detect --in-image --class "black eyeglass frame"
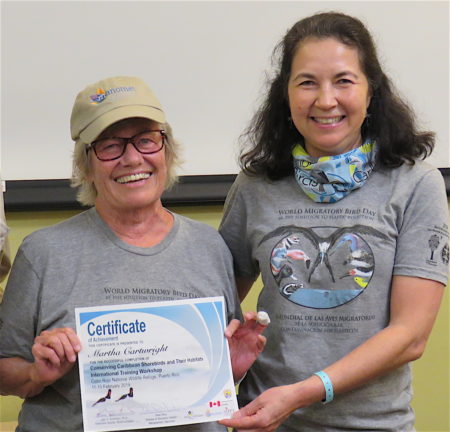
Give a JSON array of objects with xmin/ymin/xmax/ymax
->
[{"xmin": 87, "ymin": 129, "xmax": 166, "ymax": 161}]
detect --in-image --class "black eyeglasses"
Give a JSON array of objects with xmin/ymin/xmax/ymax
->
[{"xmin": 89, "ymin": 130, "xmax": 166, "ymax": 161}]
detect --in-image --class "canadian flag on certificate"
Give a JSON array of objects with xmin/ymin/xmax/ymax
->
[{"xmin": 209, "ymin": 401, "xmax": 221, "ymax": 407}]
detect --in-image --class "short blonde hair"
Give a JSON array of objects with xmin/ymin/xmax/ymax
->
[{"xmin": 71, "ymin": 120, "xmax": 182, "ymax": 207}]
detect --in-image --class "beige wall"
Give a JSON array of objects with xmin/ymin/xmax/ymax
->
[{"xmin": 1, "ymin": 205, "xmax": 449, "ymax": 431}]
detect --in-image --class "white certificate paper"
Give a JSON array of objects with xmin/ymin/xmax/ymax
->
[{"xmin": 75, "ymin": 297, "xmax": 238, "ymax": 431}]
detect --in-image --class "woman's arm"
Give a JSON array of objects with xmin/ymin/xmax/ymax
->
[
  {"xmin": 0, "ymin": 327, "xmax": 81, "ymax": 399},
  {"xmin": 0, "ymin": 357, "xmax": 46, "ymax": 398},
  {"xmin": 324, "ymin": 276, "xmax": 443, "ymax": 393},
  {"xmin": 219, "ymin": 275, "xmax": 445, "ymax": 431}
]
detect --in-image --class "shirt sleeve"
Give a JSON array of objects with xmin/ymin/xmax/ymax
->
[
  {"xmin": 0, "ymin": 186, "xmax": 11, "ymax": 284},
  {"xmin": 0, "ymin": 247, "xmax": 40, "ymax": 361},
  {"xmin": 219, "ymin": 174, "xmax": 260, "ymax": 280},
  {"xmin": 394, "ymin": 168, "xmax": 449, "ymax": 285}
]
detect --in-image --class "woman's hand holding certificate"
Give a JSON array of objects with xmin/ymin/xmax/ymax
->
[{"xmin": 225, "ymin": 311, "xmax": 268, "ymax": 383}]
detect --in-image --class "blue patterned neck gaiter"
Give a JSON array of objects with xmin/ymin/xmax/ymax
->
[{"xmin": 292, "ymin": 140, "xmax": 377, "ymax": 203}]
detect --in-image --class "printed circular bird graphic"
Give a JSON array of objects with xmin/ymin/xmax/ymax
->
[{"xmin": 263, "ymin": 225, "xmax": 387, "ymax": 309}]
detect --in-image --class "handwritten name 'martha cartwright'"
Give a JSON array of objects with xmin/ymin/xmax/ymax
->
[
  {"xmin": 88, "ymin": 319, "xmax": 147, "ymax": 336},
  {"xmin": 93, "ymin": 344, "xmax": 168, "ymax": 358}
]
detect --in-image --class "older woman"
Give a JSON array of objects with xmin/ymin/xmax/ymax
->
[
  {"xmin": 0, "ymin": 76, "xmax": 265, "ymax": 432},
  {"xmin": 219, "ymin": 12, "xmax": 448, "ymax": 432}
]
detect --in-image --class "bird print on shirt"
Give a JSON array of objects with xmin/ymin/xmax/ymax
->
[{"xmin": 259, "ymin": 224, "xmax": 388, "ymax": 308}]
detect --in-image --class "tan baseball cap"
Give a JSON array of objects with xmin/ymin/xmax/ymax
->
[{"xmin": 70, "ymin": 76, "xmax": 166, "ymax": 144}]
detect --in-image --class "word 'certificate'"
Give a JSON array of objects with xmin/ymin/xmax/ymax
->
[{"xmin": 75, "ymin": 297, "xmax": 238, "ymax": 431}]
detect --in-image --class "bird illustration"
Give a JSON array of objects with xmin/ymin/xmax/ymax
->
[
  {"xmin": 270, "ymin": 235, "xmax": 311, "ymax": 283},
  {"xmin": 340, "ymin": 267, "xmax": 373, "ymax": 279},
  {"xmin": 353, "ymin": 277, "xmax": 369, "ymax": 288},
  {"xmin": 116, "ymin": 387, "xmax": 133, "ymax": 402},
  {"xmin": 274, "ymin": 265, "xmax": 295, "ymax": 283},
  {"xmin": 92, "ymin": 389, "xmax": 111, "ymax": 406},
  {"xmin": 260, "ymin": 225, "xmax": 387, "ymax": 283},
  {"xmin": 343, "ymin": 257, "xmax": 373, "ymax": 269},
  {"xmin": 341, "ymin": 240, "xmax": 374, "ymax": 262},
  {"xmin": 343, "ymin": 249, "xmax": 374, "ymax": 271},
  {"xmin": 286, "ymin": 249, "xmax": 311, "ymax": 266}
]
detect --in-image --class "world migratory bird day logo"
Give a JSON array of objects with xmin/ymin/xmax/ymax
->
[{"xmin": 260, "ymin": 224, "xmax": 388, "ymax": 309}]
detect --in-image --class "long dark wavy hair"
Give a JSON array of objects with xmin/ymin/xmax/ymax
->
[{"xmin": 240, "ymin": 12, "xmax": 435, "ymax": 179}]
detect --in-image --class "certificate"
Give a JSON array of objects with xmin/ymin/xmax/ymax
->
[{"xmin": 75, "ymin": 297, "xmax": 238, "ymax": 431}]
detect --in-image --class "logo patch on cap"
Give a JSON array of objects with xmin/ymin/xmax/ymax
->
[
  {"xmin": 89, "ymin": 86, "xmax": 136, "ymax": 105},
  {"xmin": 90, "ymin": 88, "xmax": 107, "ymax": 104}
]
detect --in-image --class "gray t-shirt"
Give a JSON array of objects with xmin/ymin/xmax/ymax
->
[
  {"xmin": 219, "ymin": 162, "xmax": 449, "ymax": 432},
  {"xmin": 0, "ymin": 208, "xmax": 240, "ymax": 432}
]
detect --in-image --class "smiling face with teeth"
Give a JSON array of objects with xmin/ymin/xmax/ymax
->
[
  {"xmin": 88, "ymin": 118, "xmax": 167, "ymax": 216},
  {"xmin": 288, "ymin": 37, "xmax": 371, "ymax": 158}
]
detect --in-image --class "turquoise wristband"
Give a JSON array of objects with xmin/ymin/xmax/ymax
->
[{"xmin": 314, "ymin": 371, "xmax": 334, "ymax": 404}]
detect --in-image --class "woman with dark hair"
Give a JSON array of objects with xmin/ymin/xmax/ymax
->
[{"xmin": 219, "ymin": 12, "xmax": 448, "ymax": 431}]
